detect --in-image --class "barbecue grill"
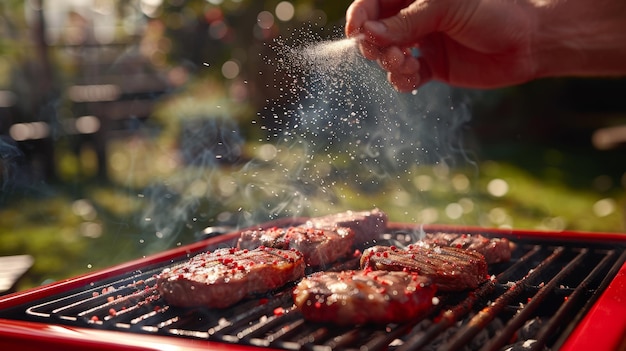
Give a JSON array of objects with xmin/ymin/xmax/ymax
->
[{"xmin": 0, "ymin": 220, "xmax": 624, "ymax": 351}]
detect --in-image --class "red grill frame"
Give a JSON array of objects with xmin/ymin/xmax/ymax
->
[{"xmin": 0, "ymin": 223, "xmax": 624, "ymax": 351}]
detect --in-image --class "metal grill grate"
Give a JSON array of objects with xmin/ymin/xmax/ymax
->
[{"xmin": 1, "ymin": 230, "xmax": 624, "ymax": 351}]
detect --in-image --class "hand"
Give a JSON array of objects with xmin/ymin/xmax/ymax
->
[{"xmin": 345, "ymin": 0, "xmax": 626, "ymax": 91}]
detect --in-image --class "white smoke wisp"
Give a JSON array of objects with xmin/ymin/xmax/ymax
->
[
  {"xmin": 0, "ymin": 137, "xmax": 23, "ymax": 194},
  {"xmin": 256, "ymin": 26, "xmax": 476, "ymax": 222},
  {"xmin": 137, "ymin": 25, "xmax": 477, "ymax": 245}
]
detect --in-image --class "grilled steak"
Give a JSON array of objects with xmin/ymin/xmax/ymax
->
[
  {"xmin": 360, "ymin": 245, "xmax": 488, "ymax": 291},
  {"xmin": 237, "ymin": 227, "xmax": 286, "ymax": 250},
  {"xmin": 293, "ymin": 270, "xmax": 436, "ymax": 325},
  {"xmin": 237, "ymin": 226, "xmax": 355, "ymax": 267},
  {"xmin": 422, "ymin": 232, "xmax": 513, "ymax": 263},
  {"xmin": 157, "ymin": 247, "xmax": 305, "ymax": 308},
  {"xmin": 305, "ymin": 208, "xmax": 388, "ymax": 245}
]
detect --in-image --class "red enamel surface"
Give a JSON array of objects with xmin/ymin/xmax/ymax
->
[{"xmin": 0, "ymin": 220, "xmax": 623, "ymax": 351}]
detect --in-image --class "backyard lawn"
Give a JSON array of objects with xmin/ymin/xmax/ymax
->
[{"xmin": 1, "ymin": 134, "xmax": 623, "ymax": 293}]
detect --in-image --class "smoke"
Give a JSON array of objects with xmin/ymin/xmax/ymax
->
[
  {"xmin": 138, "ymin": 26, "xmax": 476, "ymax": 246},
  {"xmin": 137, "ymin": 113, "xmax": 247, "ymax": 251},
  {"xmin": 0, "ymin": 136, "xmax": 23, "ymax": 195},
  {"xmin": 253, "ymin": 28, "xmax": 475, "ymax": 217}
]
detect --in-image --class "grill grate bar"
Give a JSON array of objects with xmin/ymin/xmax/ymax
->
[
  {"xmin": 78, "ymin": 285, "xmax": 159, "ymax": 321},
  {"xmin": 360, "ymin": 324, "xmax": 418, "ymax": 351},
  {"xmin": 320, "ymin": 329, "xmax": 362, "ymax": 350},
  {"xmin": 239, "ymin": 309, "xmax": 296, "ymax": 342},
  {"xmin": 439, "ymin": 247, "xmax": 565, "ymax": 351},
  {"xmin": 548, "ymin": 249, "xmax": 626, "ymax": 351},
  {"xmin": 396, "ymin": 245, "xmax": 542, "ymax": 351},
  {"xmin": 5, "ymin": 229, "xmax": 624, "ymax": 351},
  {"xmin": 479, "ymin": 248, "xmax": 590, "ymax": 351},
  {"xmin": 248, "ymin": 312, "xmax": 304, "ymax": 348},
  {"xmin": 211, "ymin": 293, "xmax": 294, "ymax": 338}
]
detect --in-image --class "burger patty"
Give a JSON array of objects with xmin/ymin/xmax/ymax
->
[
  {"xmin": 237, "ymin": 226, "xmax": 355, "ymax": 267},
  {"xmin": 156, "ymin": 247, "xmax": 305, "ymax": 308},
  {"xmin": 293, "ymin": 270, "xmax": 436, "ymax": 325},
  {"xmin": 360, "ymin": 245, "xmax": 489, "ymax": 291},
  {"xmin": 304, "ymin": 208, "xmax": 388, "ymax": 245},
  {"xmin": 422, "ymin": 232, "xmax": 513, "ymax": 264}
]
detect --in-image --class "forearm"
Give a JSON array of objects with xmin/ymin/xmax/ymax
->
[{"xmin": 531, "ymin": 0, "xmax": 626, "ymax": 78}]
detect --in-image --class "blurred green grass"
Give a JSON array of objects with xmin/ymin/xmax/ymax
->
[{"xmin": 1, "ymin": 134, "xmax": 623, "ymax": 293}]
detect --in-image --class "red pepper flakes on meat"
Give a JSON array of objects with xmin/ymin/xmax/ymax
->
[{"xmin": 293, "ymin": 270, "xmax": 435, "ymax": 325}]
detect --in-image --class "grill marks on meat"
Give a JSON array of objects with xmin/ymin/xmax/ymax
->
[
  {"xmin": 305, "ymin": 208, "xmax": 388, "ymax": 245},
  {"xmin": 237, "ymin": 226, "xmax": 355, "ymax": 267},
  {"xmin": 293, "ymin": 270, "xmax": 436, "ymax": 325},
  {"xmin": 156, "ymin": 247, "xmax": 305, "ymax": 308},
  {"xmin": 236, "ymin": 209, "xmax": 387, "ymax": 266},
  {"xmin": 360, "ymin": 245, "xmax": 488, "ymax": 291},
  {"xmin": 422, "ymin": 232, "xmax": 513, "ymax": 264}
]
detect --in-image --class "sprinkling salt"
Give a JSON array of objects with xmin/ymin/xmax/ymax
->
[{"xmin": 297, "ymin": 37, "xmax": 361, "ymax": 73}]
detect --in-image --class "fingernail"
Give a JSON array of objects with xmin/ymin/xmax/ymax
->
[{"xmin": 364, "ymin": 21, "xmax": 387, "ymax": 35}]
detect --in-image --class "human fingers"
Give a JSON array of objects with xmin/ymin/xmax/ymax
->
[
  {"xmin": 388, "ymin": 73, "xmax": 417, "ymax": 92},
  {"xmin": 358, "ymin": 40, "xmax": 382, "ymax": 61},
  {"xmin": 377, "ymin": 46, "xmax": 419, "ymax": 73},
  {"xmin": 345, "ymin": 0, "xmax": 374, "ymax": 37},
  {"xmin": 387, "ymin": 56, "xmax": 433, "ymax": 92},
  {"xmin": 377, "ymin": 46, "xmax": 405, "ymax": 71},
  {"xmin": 362, "ymin": 0, "xmax": 473, "ymax": 48},
  {"xmin": 345, "ymin": 0, "xmax": 414, "ymax": 37}
]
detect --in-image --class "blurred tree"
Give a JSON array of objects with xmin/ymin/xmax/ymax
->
[{"xmin": 151, "ymin": 0, "xmax": 348, "ymax": 113}]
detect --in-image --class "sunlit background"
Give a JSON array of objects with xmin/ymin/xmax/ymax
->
[{"xmin": 1, "ymin": 0, "xmax": 625, "ymax": 293}]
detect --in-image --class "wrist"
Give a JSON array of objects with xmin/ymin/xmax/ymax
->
[{"xmin": 531, "ymin": 0, "xmax": 626, "ymax": 79}]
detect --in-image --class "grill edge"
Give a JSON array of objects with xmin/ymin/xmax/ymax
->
[{"xmin": 0, "ymin": 222, "xmax": 625, "ymax": 351}]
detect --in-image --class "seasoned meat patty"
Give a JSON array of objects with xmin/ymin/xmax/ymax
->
[
  {"xmin": 237, "ymin": 226, "xmax": 355, "ymax": 267},
  {"xmin": 360, "ymin": 245, "xmax": 488, "ymax": 291},
  {"xmin": 422, "ymin": 232, "xmax": 513, "ymax": 264},
  {"xmin": 305, "ymin": 208, "xmax": 388, "ymax": 245},
  {"xmin": 157, "ymin": 247, "xmax": 305, "ymax": 308},
  {"xmin": 293, "ymin": 270, "xmax": 436, "ymax": 325}
]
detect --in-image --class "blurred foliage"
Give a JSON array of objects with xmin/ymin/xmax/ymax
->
[{"xmin": 0, "ymin": 0, "xmax": 624, "ymax": 295}]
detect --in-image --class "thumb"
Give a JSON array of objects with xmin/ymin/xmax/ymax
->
[{"xmin": 362, "ymin": 1, "xmax": 449, "ymax": 47}]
